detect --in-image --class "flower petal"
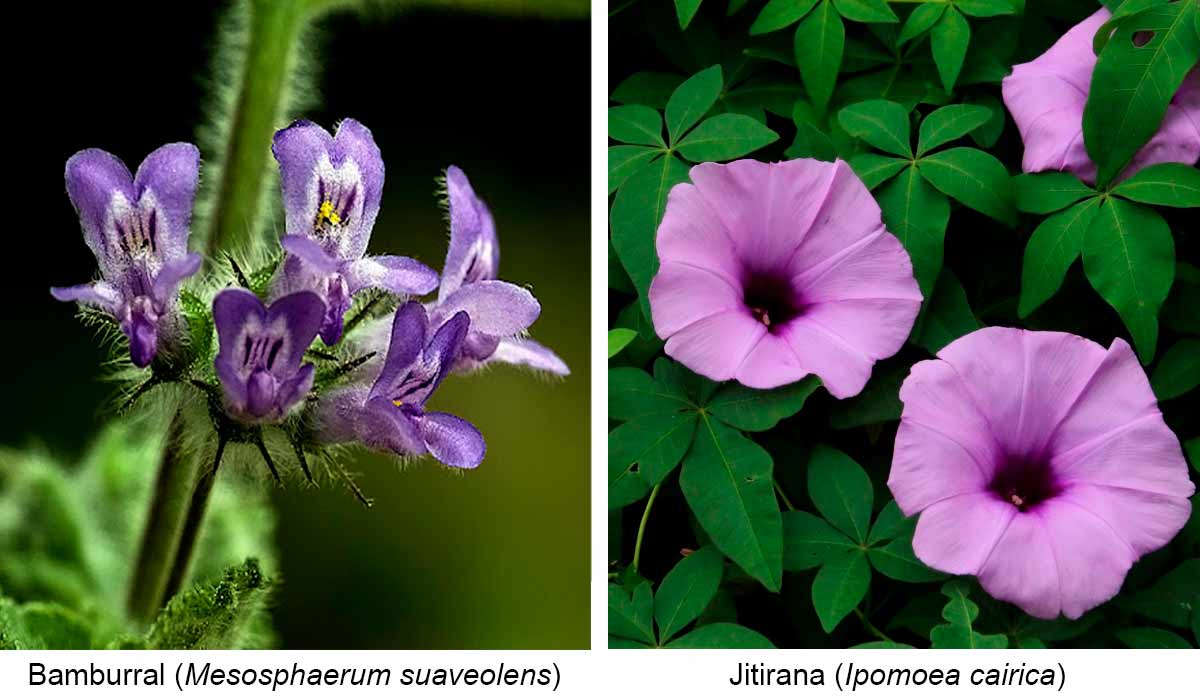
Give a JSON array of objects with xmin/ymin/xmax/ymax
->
[
  {"xmin": 213, "ymin": 287, "xmax": 268, "ymax": 358},
  {"xmin": 733, "ymin": 332, "xmax": 810, "ymax": 389},
  {"xmin": 791, "ymin": 227, "xmax": 922, "ymax": 305},
  {"xmin": 328, "ymin": 118, "xmax": 385, "ymax": 259},
  {"xmin": 132, "ymin": 142, "xmax": 200, "ymax": 259},
  {"xmin": 372, "ymin": 301, "xmax": 428, "ymax": 399},
  {"xmin": 264, "ymin": 290, "xmax": 326, "ymax": 373},
  {"xmin": 65, "ymin": 148, "xmax": 134, "ymax": 266},
  {"xmin": 649, "ymin": 261, "xmax": 742, "ymax": 338},
  {"xmin": 976, "ymin": 511, "xmax": 1061, "ymax": 619},
  {"xmin": 417, "ymin": 412, "xmax": 486, "ymax": 468},
  {"xmin": 275, "ymin": 362, "xmax": 316, "ymax": 413},
  {"xmin": 436, "ymin": 280, "xmax": 540, "ymax": 337},
  {"xmin": 776, "ymin": 317, "xmax": 873, "ymax": 398},
  {"xmin": 912, "ymin": 492, "xmax": 1015, "ymax": 576},
  {"xmin": 272, "ymin": 120, "xmax": 334, "ymax": 240},
  {"xmin": 782, "ymin": 160, "xmax": 887, "ymax": 279},
  {"xmin": 662, "ymin": 309, "xmax": 766, "ymax": 383},
  {"xmin": 50, "ymin": 281, "xmax": 122, "ymax": 311},
  {"xmin": 488, "ymin": 337, "xmax": 570, "ymax": 376},
  {"xmin": 281, "ymin": 234, "xmax": 339, "ymax": 275},
  {"xmin": 151, "ymin": 252, "xmax": 202, "ymax": 303},
  {"xmin": 1057, "ymin": 482, "xmax": 1193, "ymax": 558},
  {"xmin": 345, "ymin": 255, "xmax": 439, "ymax": 296},
  {"xmin": 655, "ymin": 179, "xmax": 741, "ymax": 286},
  {"xmin": 440, "ymin": 165, "xmax": 499, "ymax": 299},
  {"xmin": 1035, "ymin": 499, "xmax": 1136, "ymax": 619}
]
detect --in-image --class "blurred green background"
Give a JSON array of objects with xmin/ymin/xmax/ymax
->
[{"xmin": 6, "ymin": 1, "xmax": 589, "ymax": 648}]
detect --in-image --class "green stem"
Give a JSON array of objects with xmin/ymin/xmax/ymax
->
[
  {"xmin": 774, "ymin": 478, "xmax": 797, "ymax": 511},
  {"xmin": 631, "ymin": 482, "xmax": 662, "ymax": 573},
  {"xmin": 203, "ymin": 0, "xmax": 308, "ymax": 257},
  {"xmin": 855, "ymin": 607, "xmax": 895, "ymax": 643},
  {"xmin": 127, "ymin": 413, "xmax": 200, "ymax": 624},
  {"xmin": 161, "ymin": 437, "xmax": 227, "ymax": 604}
]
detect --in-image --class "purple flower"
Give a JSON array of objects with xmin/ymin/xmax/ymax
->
[
  {"xmin": 51, "ymin": 144, "xmax": 203, "ymax": 367},
  {"xmin": 316, "ymin": 301, "xmax": 486, "ymax": 469},
  {"xmin": 1002, "ymin": 9, "xmax": 1200, "ymax": 184},
  {"xmin": 889, "ymin": 327, "xmax": 1194, "ymax": 619},
  {"xmin": 426, "ymin": 166, "xmax": 569, "ymax": 375},
  {"xmin": 648, "ymin": 159, "xmax": 922, "ymax": 397},
  {"xmin": 213, "ymin": 288, "xmax": 325, "ymax": 423},
  {"xmin": 270, "ymin": 119, "xmax": 439, "ymax": 345}
]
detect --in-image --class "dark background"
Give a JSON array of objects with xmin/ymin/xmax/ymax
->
[{"xmin": 8, "ymin": 1, "xmax": 589, "ymax": 648}]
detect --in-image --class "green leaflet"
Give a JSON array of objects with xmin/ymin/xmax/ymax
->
[
  {"xmin": 665, "ymin": 622, "xmax": 775, "ymax": 648},
  {"xmin": 898, "ymin": 3, "xmax": 945, "ymax": 46},
  {"xmin": 1150, "ymin": 339, "xmax": 1200, "ymax": 401},
  {"xmin": 782, "ymin": 510, "xmax": 856, "ymax": 570},
  {"xmin": 751, "ymin": 0, "xmax": 819, "ymax": 35},
  {"xmin": 1019, "ymin": 197, "xmax": 1102, "ymax": 318},
  {"xmin": 930, "ymin": 580, "xmax": 1009, "ymax": 649},
  {"xmin": 608, "ymin": 328, "xmax": 638, "ymax": 358},
  {"xmin": 794, "ymin": 0, "xmax": 845, "ymax": 114},
  {"xmin": 680, "ymin": 417, "xmax": 783, "ymax": 592},
  {"xmin": 930, "ymin": 6, "xmax": 970, "ymax": 94},
  {"xmin": 838, "ymin": 99, "xmax": 912, "ymax": 157},
  {"xmin": 610, "ymin": 155, "xmax": 691, "ymax": 317},
  {"xmin": 675, "ymin": 0, "xmax": 704, "ymax": 30},
  {"xmin": 918, "ymin": 104, "xmax": 992, "ymax": 156},
  {"xmin": 665, "ymin": 65, "xmax": 724, "ymax": 144},
  {"xmin": 806, "ymin": 444, "xmax": 873, "ymax": 544},
  {"xmin": 1117, "ymin": 627, "xmax": 1193, "ymax": 649},
  {"xmin": 654, "ymin": 546, "xmax": 724, "ymax": 643},
  {"xmin": 848, "ymin": 153, "xmax": 909, "ymax": 189},
  {"xmin": 1083, "ymin": 1, "xmax": 1200, "ymax": 187},
  {"xmin": 918, "ymin": 147, "xmax": 1016, "ymax": 226},
  {"xmin": 1082, "ymin": 197, "xmax": 1175, "ymax": 363},
  {"xmin": 832, "ymin": 0, "xmax": 897, "ymax": 24},
  {"xmin": 811, "ymin": 549, "xmax": 871, "ymax": 633},
  {"xmin": 675, "ymin": 113, "xmax": 780, "ymax": 161},
  {"xmin": 1111, "ymin": 162, "xmax": 1200, "ymax": 208},
  {"xmin": 877, "ymin": 165, "xmax": 950, "ymax": 296},
  {"xmin": 608, "ymin": 582, "xmax": 655, "ymax": 646},
  {"xmin": 911, "ymin": 268, "xmax": 980, "ymax": 354},
  {"xmin": 706, "ymin": 376, "xmax": 821, "ymax": 431},
  {"xmin": 609, "ymin": 105, "xmax": 666, "ymax": 146},
  {"xmin": 1013, "ymin": 172, "xmax": 1096, "ymax": 214},
  {"xmin": 608, "ymin": 146, "xmax": 661, "ymax": 195}
]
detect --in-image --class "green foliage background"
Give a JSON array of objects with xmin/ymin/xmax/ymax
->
[{"xmin": 609, "ymin": 0, "xmax": 1199, "ymax": 649}]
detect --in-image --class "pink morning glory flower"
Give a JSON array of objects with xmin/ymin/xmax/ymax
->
[
  {"xmin": 1002, "ymin": 9, "xmax": 1200, "ymax": 184},
  {"xmin": 889, "ymin": 327, "xmax": 1195, "ymax": 620},
  {"xmin": 647, "ymin": 158, "xmax": 922, "ymax": 397}
]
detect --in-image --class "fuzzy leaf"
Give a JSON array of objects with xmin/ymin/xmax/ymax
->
[{"xmin": 146, "ymin": 559, "xmax": 272, "ymax": 650}]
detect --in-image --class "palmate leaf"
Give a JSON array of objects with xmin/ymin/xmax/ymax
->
[
  {"xmin": 610, "ymin": 155, "xmax": 690, "ymax": 317},
  {"xmin": 1083, "ymin": 1, "xmax": 1200, "ymax": 187},
  {"xmin": 876, "ymin": 165, "xmax": 950, "ymax": 296},
  {"xmin": 705, "ymin": 376, "xmax": 821, "ymax": 431},
  {"xmin": 750, "ymin": 0, "xmax": 819, "ymax": 35},
  {"xmin": 930, "ymin": 580, "xmax": 1008, "ymax": 649},
  {"xmin": 653, "ymin": 546, "xmax": 724, "ymax": 642},
  {"xmin": 1111, "ymin": 162, "xmax": 1200, "ymax": 207},
  {"xmin": 806, "ymin": 444, "xmax": 873, "ymax": 544},
  {"xmin": 911, "ymin": 268, "xmax": 980, "ymax": 353},
  {"xmin": 609, "ymin": 105, "xmax": 666, "ymax": 146},
  {"xmin": 1082, "ymin": 197, "xmax": 1175, "ymax": 363},
  {"xmin": 675, "ymin": 0, "xmax": 704, "ymax": 30},
  {"xmin": 1118, "ymin": 627, "xmax": 1193, "ymax": 649},
  {"xmin": 848, "ymin": 153, "xmax": 909, "ymax": 189},
  {"xmin": 811, "ymin": 549, "xmax": 871, "ymax": 633},
  {"xmin": 838, "ymin": 99, "xmax": 912, "ymax": 157},
  {"xmin": 607, "ymin": 412, "xmax": 697, "ymax": 507},
  {"xmin": 865, "ymin": 501, "xmax": 944, "ymax": 583},
  {"xmin": 675, "ymin": 113, "xmax": 780, "ymax": 161},
  {"xmin": 794, "ymin": 0, "xmax": 845, "ymax": 113},
  {"xmin": 680, "ymin": 416, "xmax": 783, "ymax": 592},
  {"xmin": 608, "ymin": 146, "xmax": 661, "ymax": 195},
  {"xmin": 1150, "ymin": 339, "xmax": 1200, "ymax": 401},
  {"xmin": 665, "ymin": 65, "xmax": 724, "ymax": 144},
  {"xmin": 917, "ymin": 104, "xmax": 992, "ymax": 155},
  {"xmin": 1012, "ymin": 172, "xmax": 1096, "ymax": 214},
  {"xmin": 930, "ymin": 6, "xmax": 970, "ymax": 93},
  {"xmin": 917, "ymin": 147, "xmax": 1016, "ymax": 226},
  {"xmin": 664, "ymin": 622, "xmax": 775, "ymax": 648},
  {"xmin": 782, "ymin": 510, "xmax": 856, "ymax": 570},
  {"xmin": 608, "ymin": 582, "xmax": 655, "ymax": 646},
  {"xmin": 832, "ymin": 0, "xmax": 897, "ymax": 24},
  {"xmin": 1019, "ymin": 197, "xmax": 1102, "ymax": 318}
]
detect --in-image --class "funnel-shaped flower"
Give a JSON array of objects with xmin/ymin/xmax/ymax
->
[
  {"xmin": 315, "ymin": 301, "xmax": 486, "ymax": 468},
  {"xmin": 51, "ymin": 144, "xmax": 203, "ymax": 367},
  {"xmin": 889, "ymin": 327, "xmax": 1194, "ymax": 619},
  {"xmin": 423, "ymin": 166, "xmax": 567, "ymax": 375},
  {"xmin": 271, "ymin": 118, "xmax": 438, "ymax": 345},
  {"xmin": 1002, "ymin": 9, "xmax": 1200, "ymax": 184},
  {"xmin": 213, "ymin": 288, "xmax": 324, "ymax": 423},
  {"xmin": 648, "ymin": 158, "xmax": 922, "ymax": 397}
]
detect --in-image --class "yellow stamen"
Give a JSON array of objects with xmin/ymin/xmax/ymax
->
[
  {"xmin": 392, "ymin": 399, "xmax": 403, "ymax": 408},
  {"xmin": 317, "ymin": 200, "xmax": 341, "ymax": 226}
]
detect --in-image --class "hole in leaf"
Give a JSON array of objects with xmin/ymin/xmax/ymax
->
[{"xmin": 1132, "ymin": 30, "xmax": 1154, "ymax": 47}]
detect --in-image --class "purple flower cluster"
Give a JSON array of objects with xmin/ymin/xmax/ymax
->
[{"xmin": 53, "ymin": 119, "xmax": 565, "ymax": 470}]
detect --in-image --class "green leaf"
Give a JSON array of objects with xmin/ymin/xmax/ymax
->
[
  {"xmin": 918, "ymin": 104, "xmax": 993, "ymax": 155},
  {"xmin": 608, "ymin": 412, "xmax": 697, "ymax": 507},
  {"xmin": 1118, "ymin": 627, "xmax": 1193, "ymax": 649},
  {"xmin": 675, "ymin": 113, "xmax": 780, "ymax": 161},
  {"xmin": 1013, "ymin": 172, "xmax": 1096, "ymax": 214},
  {"xmin": 811, "ymin": 550, "xmax": 871, "ymax": 633},
  {"xmin": 912, "ymin": 268, "xmax": 980, "ymax": 353},
  {"xmin": 609, "ymin": 105, "xmax": 666, "ymax": 147},
  {"xmin": 930, "ymin": 580, "xmax": 1009, "ymax": 649},
  {"xmin": 665, "ymin": 622, "xmax": 775, "ymax": 648},
  {"xmin": 1018, "ymin": 197, "xmax": 1102, "ymax": 318},
  {"xmin": 877, "ymin": 165, "xmax": 950, "ymax": 296},
  {"xmin": 838, "ymin": 99, "xmax": 912, "ymax": 157},
  {"xmin": 665, "ymin": 66, "xmax": 724, "ymax": 144},
  {"xmin": 828, "ymin": 365, "xmax": 904, "ymax": 429},
  {"xmin": 680, "ymin": 417, "xmax": 783, "ymax": 591},
  {"xmin": 1083, "ymin": 2, "xmax": 1200, "ymax": 186},
  {"xmin": 608, "ymin": 424, "xmax": 649, "ymax": 509},
  {"xmin": 608, "ymin": 582, "xmax": 656, "ymax": 645},
  {"xmin": 1151, "ymin": 339, "xmax": 1200, "ymax": 400},
  {"xmin": 675, "ymin": 0, "xmax": 704, "ymax": 29},
  {"xmin": 853, "ymin": 641, "xmax": 915, "ymax": 648},
  {"xmin": 751, "ymin": 0, "xmax": 819, "ymax": 34},
  {"xmin": 706, "ymin": 376, "xmax": 821, "ymax": 431},
  {"xmin": 869, "ymin": 535, "xmax": 946, "ymax": 583},
  {"xmin": 146, "ymin": 559, "xmax": 273, "ymax": 650},
  {"xmin": 930, "ymin": 7, "xmax": 970, "ymax": 93},
  {"xmin": 806, "ymin": 444, "xmax": 873, "ymax": 543},
  {"xmin": 1186, "ymin": 438, "xmax": 1200, "ymax": 474},
  {"xmin": 654, "ymin": 547, "xmax": 725, "ymax": 643},
  {"xmin": 1121, "ymin": 559, "xmax": 1200, "ymax": 627},
  {"xmin": 1111, "ymin": 162, "xmax": 1200, "ymax": 207},
  {"xmin": 848, "ymin": 153, "xmax": 909, "ymax": 189},
  {"xmin": 1093, "ymin": 0, "xmax": 1167, "ymax": 54},
  {"xmin": 1082, "ymin": 197, "xmax": 1175, "ymax": 363},
  {"xmin": 783, "ymin": 510, "xmax": 857, "ymax": 570},
  {"xmin": 610, "ymin": 155, "xmax": 691, "ymax": 314},
  {"xmin": 866, "ymin": 499, "xmax": 911, "ymax": 546},
  {"xmin": 611, "ymin": 71, "xmax": 684, "ymax": 109},
  {"xmin": 918, "ymin": 147, "xmax": 1016, "ymax": 225},
  {"xmin": 9, "ymin": 602, "xmax": 94, "ymax": 649},
  {"xmin": 608, "ymin": 328, "xmax": 638, "ymax": 358},
  {"xmin": 897, "ymin": 3, "xmax": 945, "ymax": 45},
  {"xmin": 966, "ymin": 93, "xmax": 1005, "ymax": 148},
  {"xmin": 609, "ymin": 366, "xmax": 691, "ymax": 420},
  {"xmin": 609, "ymin": 146, "xmax": 662, "ymax": 195},
  {"xmin": 832, "ymin": 0, "xmax": 897, "ymax": 24},
  {"xmin": 956, "ymin": 0, "xmax": 1018, "ymax": 18},
  {"xmin": 794, "ymin": 1, "xmax": 845, "ymax": 113},
  {"xmin": 1192, "ymin": 601, "xmax": 1199, "ymax": 644}
]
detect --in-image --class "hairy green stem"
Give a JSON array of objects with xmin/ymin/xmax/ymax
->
[
  {"xmin": 631, "ymin": 482, "xmax": 662, "ymax": 573},
  {"xmin": 161, "ymin": 438, "xmax": 227, "ymax": 605},
  {"xmin": 127, "ymin": 413, "xmax": 200, "ymax": 624},
  {"xmin": 203, "ymin": 0, "xmax": 309, "ymax": 256}
]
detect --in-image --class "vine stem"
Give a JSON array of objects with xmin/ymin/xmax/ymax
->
[
  {"xmin": 126, "ymin": 412, "xmax": 200, "ymax": 624},
  {"xmin": 161, "ymin": 437, "xmax": 228, "ymax": 604},
  {"xmin": 855, "ymin": 607, "xmax": 896, "ymax": 643},
  {"xmin": 631, "ymin": 482, "xmax": 662, "ymax": 573},
  {"xmin": 774, "ymin": 478, "xmax": 797, "ymax": 511}
]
